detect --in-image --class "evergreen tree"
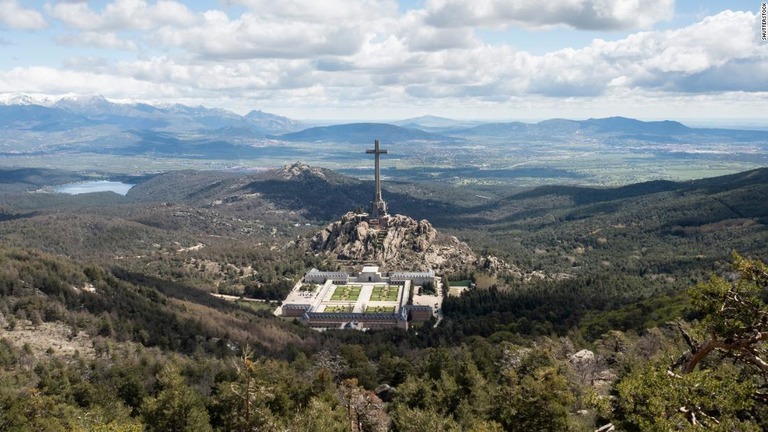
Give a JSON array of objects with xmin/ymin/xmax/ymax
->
[
  {"xmin": 141, "ymin": 364, "xmax": 212, "ymax": 432},
  {"xmin": 613, "ymin": 254, "xmax": 768, "ymax": 430}
]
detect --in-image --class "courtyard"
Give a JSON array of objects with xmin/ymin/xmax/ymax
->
[
  {"xmin": 330, "ymin": 285, "xmax": 362, "ymax": 301},
  {"xmin": 369, "ymin": 285, "xmax": 400, "ymax": 301},
  {"xmin": 365, "ymin": 305, "xmax": 396, "ymax": 313},
  {"xmin": 324, "ymin": 305, "xmax": 354, "ymax": 313},
  {"xmin": 278, "ymin": 265, "xmax": 441, "ymax": 330}
]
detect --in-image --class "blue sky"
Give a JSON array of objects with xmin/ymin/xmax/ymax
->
[{"xmin": 0, "ymin": 0, "xmax": 765, "ymax": 121}]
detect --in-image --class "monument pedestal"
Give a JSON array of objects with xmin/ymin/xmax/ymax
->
[
  {"xmin": 366, "ymin": 139, "xmax": 389, "ymax": 218},
  {"xmin": 370, "ymin": 198, "xmax": 388, "ymax": 219}
]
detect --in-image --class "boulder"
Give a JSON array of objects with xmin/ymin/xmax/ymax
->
[{"xmin": 570, "ymin": 349, "xmax": 595, "ymax": 364}]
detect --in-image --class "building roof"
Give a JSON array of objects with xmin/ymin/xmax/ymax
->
[
  {"xmin": 360, "ymin": 266, "xmax": 380, "ymax": 273},
  {"xmin": 391, "ymin": 270, "xmax": 435, "ymax": 277},
  {"xmin": 306, "ymin": 268, "xmax": 348, "ymax": 276}
]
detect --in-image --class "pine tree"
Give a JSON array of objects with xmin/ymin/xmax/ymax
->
[{"xmin": 140, "ymin": 364, "xmax": 212, "ymax": 432}]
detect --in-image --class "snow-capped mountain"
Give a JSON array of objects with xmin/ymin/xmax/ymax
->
[
  {"xmin": 0, "ymin": 93, "xmax": 305, "ymax": 135},
  {"xmin": 0, "ymin": 92, "xmax": 63, "ymax": 106}
]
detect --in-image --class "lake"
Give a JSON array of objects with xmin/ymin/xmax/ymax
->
[{"xmin": 55, "ymin": 180, "xmax": 134, "ymax": 196}]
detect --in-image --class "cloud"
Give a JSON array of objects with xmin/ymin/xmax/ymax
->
[
  {"xmin": 396, "ymin": 10, "xmax": 479, "ymax": 52},
  {"xmin": 670, "ymin": 59, "xmax": 768, "ymax": 93},
  {"xmin": 0, "ymin": 66, "xmax": 168, "ymax": 99},
  {"xmin": 0, "ymin": 0, "xmax": 47, "ymax": 30},
  {"xmin": 361, "ymin": 10, "xmax": 766, "ymax": 100},
  {"xmin": 424, "ymin": 0, "xmax": 675, "ymax": 30},
  {"xmin": 419, "ymin": 10, "xmax": 765, "ymax": 99},
  {"xmin": 154, "ymin": 11, "xmax": 365, "ymax": 60},
  {"xmin": 592, "ymin": 11, "xmax": 762, "ymax": 91},
  {"xmin": 222, "ymin": 0, "xmax": 399, "ymax": 23},
  {"xmin": 57, "ymin": 32, "xmax": 139, "ymax": 51},
  {"xmin": 47, "ymin": 0, "xmax": 196, "ymax": 31},
  {"xmin": 153, "ymin": 0, "xmax": 470, "ymax": 60},
  {"xmin": 526, "ymin": 49, "xmax": 610, "ymax": 97},
  {"xmin": 2, "ymin": 5, "xmax": 764, "ymax": 119}
]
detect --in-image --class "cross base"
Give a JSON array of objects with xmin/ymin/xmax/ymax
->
[{"xmin": 370, "ymin": 199, "xmax": 388, "ymax": 219}]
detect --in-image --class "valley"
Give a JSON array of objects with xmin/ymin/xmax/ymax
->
[
  {"xmin": 0, "ymin": 159, "xmax": 766, "ymax": 429},
  {"xmin": 2, "ymin": 1, "xmax": 766, "ymax": 428},
  {"xmin": 1, "ymin": 98, "xmax": 768, "ymax": 430},
  {"xmin": 1, "ymin": 96, "xmax": 766, "ymax": 187}
]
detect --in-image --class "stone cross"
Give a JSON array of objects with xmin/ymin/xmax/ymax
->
[{"xmin": 366, "ymin": 139, "xmax": 388, "ymax": 218}]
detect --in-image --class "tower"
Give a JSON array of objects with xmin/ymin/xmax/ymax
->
[{"xmin": 366, "ymin": 139, "xmax": 388, "ymax": 218}]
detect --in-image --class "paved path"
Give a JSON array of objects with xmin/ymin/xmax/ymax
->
[
  {"xmin": 212, "ymin": 294, "xmax": 267, "ymax": 302},
  {"xmin": 353, "ymin": 284, "xmax": 374, "ymax": 313}
]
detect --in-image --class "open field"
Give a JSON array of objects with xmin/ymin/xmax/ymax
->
[
  {"xmin": 2, "ymin": 126, "xmax": 764, "ymax": 187},
  {"xmin": 235, "ymin": 300, "xmax": 276, "ymax": 312},
  {"xmin": 369, "ymin": 285, "xmax": 400, "ymax": 301},
  {"xmin": 449, "ymin": 287, "xmax": 468, "ymax": 297}
]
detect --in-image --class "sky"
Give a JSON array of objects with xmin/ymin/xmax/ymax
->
[{"xmin": 0, "ymin": 0, "xmax": 766, "ymax": 121}]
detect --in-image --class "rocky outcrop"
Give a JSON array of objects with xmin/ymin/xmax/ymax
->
[
  {"xmin": 272, "ymin": 162, "xmax": 328, "ymax": 181},
  {"xmin": 305, "ymin": 211, "xmax": 512, "ymax": 274}
]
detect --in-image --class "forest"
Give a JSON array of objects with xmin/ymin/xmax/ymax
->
[{"xmin": 0, "ymin": 165, "xmax": 767, "ymax": 430}]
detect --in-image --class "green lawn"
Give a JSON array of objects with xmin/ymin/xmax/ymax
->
[
  {"xmin": 235, "ymin": 300, "xmax": 275, "ymax": 312},
  {"xmin": 330, "ymin": 285, "xmax": 362, "ymax": 301},
  {"xmin": 365, "ymin": 306, "xmax": 395, "ymax": 313},
  {"xmin": 324, "ymin": 305, "xmax": 353, "ymax": 313},
  {"xmin": 299, "ymin": 283, "xmax": 318, "ymax": 292},
  {"xmin": 369, "ymin": 286, "xmax": 400, "ymax": 302}
]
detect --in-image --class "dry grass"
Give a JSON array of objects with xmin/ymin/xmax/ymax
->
[{"xmin": 0, "ymin": 319, "xmax": 96, "ymax": 360}]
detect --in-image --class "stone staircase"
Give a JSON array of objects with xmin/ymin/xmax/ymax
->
[{"xmin": 372, "ymin": 229, "xmax": 388, "ymax": 250}]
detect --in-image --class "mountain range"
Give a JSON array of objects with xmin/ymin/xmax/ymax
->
[
  {"xmin": 447, "ymin": 116, "xmax": 768, "ymax": 143},
  {"xmin": 1, "ymin": 93, "xmax": 767, "ymax": 173},
  {"xmin": 0, "ymin": 93, "xmax": 304, "ymax": 136},
  {"xmin": 274, "ymin": 122, "xmax": 459, "ymax": 143},
  {"xmin": 3, "ymin": 93, "xmax": 767, "ymax": 143}
]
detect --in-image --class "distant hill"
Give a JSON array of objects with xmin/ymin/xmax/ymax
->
[
  {"xmin": 0, "ymin": 105, "xmax": 94, "ymax": 131},
  {"xmin": 447, "ymin": 121, "xmax": 532, "ymax": 137},
  {"xmin": 122, "ymin": 161, "xmax": 480, "ymax": 222},
  {"xmin": 391, "ymin": 115, "xmax": 484, "ymax": 133},
  {"xmin": 0, "ymin": 168, "xmax": 87, "ymax": 191},
  {"xmin": 393, "ymin": 115, "xmax": 458, "ymax": 127},
  {"xmin": 3, "ymin": 93, "xmax": 766, "ymax": 145},
  {"xmin": 274, "ymin": 122, "xmax": 459, "ymax": 143},
  {"xmin": 0, "ymin": 161, "xmax": 766, "ymax": 279},
  {"xmin": 245, "ymin": 109, "xmax": 304, "ymax": 135},
  {"xmin": 126, "ymin": 170, "xmax": 244, "ymax": 203},
  {"xmin": 0, "ymin": 94, "xmax": 765, "ymax": 176},
  {"xmin": 482, "ymin": 167, "xmax": 768, "ymax": 217},
  {"xmin": 581, "ymin": 117, "xmax": 691, "ymax": 134},
  {"xmin": 450, "ymin": 116, "xmax": 768, "ymax": 143},
  {"xmin": 455, "ymin": 116, "xmax": 694, "ymax": 136},
  {"xmin": 103, "ymin": 130, "xmax": 271, "ymax": 159}
]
